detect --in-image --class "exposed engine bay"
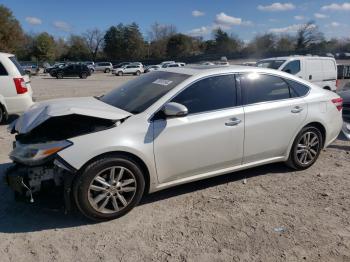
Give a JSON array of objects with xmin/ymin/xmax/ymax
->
[{"xmin": 5, "ymin": 96, "xmax": 130, "ymax": 208}]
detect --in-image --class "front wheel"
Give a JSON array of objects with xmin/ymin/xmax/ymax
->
[
  {"xmin": 105, "ymin": 68, "xmax": 111, "ymax": 73},
  {"xmin": 286, "ymin": 126, "xmax": 323, "ymax": 170},
  {"xmin": 73, "ymin": 156, "xmax": 145, "ymax": 221},
  {"xmin": 117, "ymin": 71, "xmax": 123, "ymax": 76}
]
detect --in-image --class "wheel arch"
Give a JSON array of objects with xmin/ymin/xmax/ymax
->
[
  {"xmin": 77, "ymin": 151, "xmax": 151, "ymax": 194},
  {"xmin": 286, "ymin": 121, "xmax": 327, "ymax": 159},
  {"xmin": 304, "ymin": 122, "xmax": 326, "ymax": 148}
]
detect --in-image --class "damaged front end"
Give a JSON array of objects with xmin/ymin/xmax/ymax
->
[{"xmin": 5, "ymin": 97, "xmax": 131, "ymax": 209}]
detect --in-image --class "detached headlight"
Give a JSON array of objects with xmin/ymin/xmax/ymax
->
[{"xmin": 9, "ymin": 140, "xmax": 73, "ymax": 165}]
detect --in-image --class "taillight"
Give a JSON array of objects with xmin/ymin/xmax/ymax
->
[
  {"xmin": 13, "ymin": 78, "xmax": 28, "ymax": 94},
  {"xmin": 332, "ymin": 97, "xmax": 343, "ymax": 111}
]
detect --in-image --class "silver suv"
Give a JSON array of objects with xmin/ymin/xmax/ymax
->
[{"xmin": 94, "ymin": 62, "xmax": 113, "ymax": 73}]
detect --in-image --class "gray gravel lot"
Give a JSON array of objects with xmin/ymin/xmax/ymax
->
[{"xmin": 0, "ymin": 73, "xmax": 350, "ymax": 262}]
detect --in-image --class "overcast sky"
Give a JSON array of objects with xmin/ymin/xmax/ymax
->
[{"xmin": 2, "ymin": 0, "xmax": 350, "ymax": 40}]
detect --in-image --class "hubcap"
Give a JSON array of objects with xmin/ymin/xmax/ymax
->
[
  {"xmin": 88, "ymin": 166, "xmax": 137, "ymax": 214},
  {"xmin": 296, "ymin": 131, "xmax": 320, "ymax": 165}
]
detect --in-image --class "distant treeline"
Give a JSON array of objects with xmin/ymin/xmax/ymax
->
[{"xmin": 1, "ymin": 4, "xmax": 349, "ymax": 65}]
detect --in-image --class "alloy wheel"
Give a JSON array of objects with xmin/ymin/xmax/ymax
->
[
  {"xmin": 88, "ymin": 166, "xmax": 137, "ymax": 214},
  {"xmin": 296, "ymin": 131, "xmax": 320, "ymax": 165}
]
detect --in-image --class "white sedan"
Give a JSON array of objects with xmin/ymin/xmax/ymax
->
[{"xmin": 6, "ymin": 66, "xmax": 343, "ymax": 221}]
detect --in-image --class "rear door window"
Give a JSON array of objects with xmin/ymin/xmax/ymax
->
[
  {"xmin": 9, "ymin": 56, "xmax": 25, "ymax": 76},
  {"xmin": 241, "ymin": 73, "xmax": 291, "ymax": 105},
  {"xmin": 0, "ymin": 62, "xmax": 8, "ymax": 76},
  {"xmin": 285, "ymin": 79, "xmax": 310, "ymax": 97}
]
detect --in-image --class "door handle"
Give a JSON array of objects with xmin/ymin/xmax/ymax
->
[
  {"xmin": 225, "ymin": 118, "xmax": 242, "ymax": 126},
  {"xmin": 291, "ymin": 106, "xmax": 303, "ymax": 113}
]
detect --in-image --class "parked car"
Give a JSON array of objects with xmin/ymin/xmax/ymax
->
[
  {"xmin": 113, "ymin": 62, "xmax": 130, "ymax": 69},
  {"xmin": 163, "ymin": 63, "xmax": 186, "ymax": 68},
  {"xmin": 50, "ymin": 64, "xmax": 91, "ymax": 79},
  {"xmin": 338, "ymin": 89, "xmax": 350, "ymax": 140},
  {"xmin": 144, "ymin": 65, "xmax": 161, "ymax": 73},
  {"xmin": 201, "ymin": 61, "xmax": 215, "ymax": 66},
  {"xmin": 20, "ymin": 62, "xmax": 40, "ymax": 76},
  {"xmin": 94, "ymin": 62, "xmax": 113, "ymax": 73},
  {"xmin": 45, "ymin": 63, "xmax": 66, "ymax": 74},
  {"xmin": 112, "ymin": 64, "xmax": 144, "ymax": 76},
  {"xmin": 160, "ymin": 61, "xmax": 176, "ymax": 68},
  {"xmin": 0, "ymin": 52, "xmax": 34, "ymax": 123},
  {"xmin": 257, "ymin": 56, "xmax": 338, "ymax": 91},
  {"xmin": 6, "ymin": 66, "xmax": 343, "ymax": 220}
]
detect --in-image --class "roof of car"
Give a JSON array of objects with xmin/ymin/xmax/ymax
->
[
  {"xmin": 259, "ymin": 55, "xmax": 336, "ymax": 61},
  {"xmin": 0, "ymin": 52, "xmax": 14, "ymax": 58},
  {"xmin": 158, "ymin": 64, "xmax": 267, "ymax": 76},
  {"xmin": 157, "ymin": 64, "xmax": 315, "ymax": 86}
]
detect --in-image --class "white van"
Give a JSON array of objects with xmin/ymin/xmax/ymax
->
[
  {"xmin": 257, "ymin": 56, "xmax": 338, "ymax": 91},
  {"xmin": 0, "ymin": 52, "xmax": 34, "ymax": 123}
]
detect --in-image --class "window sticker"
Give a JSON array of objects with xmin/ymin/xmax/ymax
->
[{"xmin": 153, "ymin": 79, "xmax": 173, "ymax": 86}]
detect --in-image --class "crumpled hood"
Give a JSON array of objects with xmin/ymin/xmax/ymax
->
[{"xmin": 13, "ymin": 97, "xmax": 132, "ymax": 134}]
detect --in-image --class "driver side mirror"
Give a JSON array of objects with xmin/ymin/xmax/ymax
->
[
  {"xmin": 283, "ymin": 69, "xmax": 291, "ymax": 74},
  {"xmin": 162, "ymin": 102, "xmax": 188, "ymax": 117}
]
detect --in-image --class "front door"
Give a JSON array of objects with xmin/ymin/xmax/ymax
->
[{"xmin": 153, "ymin": 74, "xmax": 245, "ymax": 183}]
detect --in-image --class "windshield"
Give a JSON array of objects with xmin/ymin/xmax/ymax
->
[
  {"xmin": 100, "ymin": 71, "xmax": 190, "ymax": 114},
  {"xmin": 256, "ymin": 60, "xmax": 286, "ymax": 69}
]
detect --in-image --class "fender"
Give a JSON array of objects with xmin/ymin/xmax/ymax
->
[
  {"xmin": 0, "ymin": 94, "xmax": 8, "ymax": 118},
  {"xmin": 0, "ymin": 94, "xmax": 8, "ymax": 111}
]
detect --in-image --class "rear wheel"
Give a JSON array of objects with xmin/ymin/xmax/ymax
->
[
  {"xmin": 105, "ymin": 68, "xmax": 111, "ymax": 73},
  {"xmin": 80, "ymin": 72, "xmax": 88, "ymax": 79},
  {"xmin": 56, "ymin": 72, "xmax": 63, "ymax": 79},
  {"xmin": 135, "ymin": 70, "xmax": 141, "ymax": 76},
  {"xmin": 73, "ymin": 156, "xmax": 145, "ymax": 221},
  {"xmin": 286, "ymin": 126, "xmax": 323, "ymax": 170}
]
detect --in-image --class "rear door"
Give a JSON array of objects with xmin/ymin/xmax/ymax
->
[
  {"xmin": 322, "ymin": 59, "xmax": 337, "ymax": 91},
  {"xmin": 0, "ymin": 60, "xmax": 13, "ymax": 99},
  {"xmin": 305, "ymin": 59, "xmax": 323, "ymax": 86},
  {"xmin": 240, "ymin": 73, "xmax": 308, "ymax": 163},
  {"xmin": 153, "ymin": 74, "xmax": 245, "ymax": 183}
]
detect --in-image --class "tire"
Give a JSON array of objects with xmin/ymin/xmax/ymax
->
[
  {"xmin": 117, "ymin": 71, "xmax": 123, "ymax": 76},
  {"xmin": 135, "ymin": 70, "xmax": 141, "ymax": 76},
  {"xmin": 286, "ymin": 126, "xmax": 323, "ymax": 170},
  {"xmin": 80, "ymin": 72, "xmax": 88, "ymax": 79},
  {"xmin": 73, "ymin": 156, "xmax": 145, "ymax": 221},
  {"xmin": 56, "ymin": 72, "xmax": 63, "ymax": 79},
  {"xmin": 0, "ymin": 105, "xmax": 4, "ymax": 124},
  {"xmin": 105, "ymin": 68, "xmax": 111, "ymax": 73}
]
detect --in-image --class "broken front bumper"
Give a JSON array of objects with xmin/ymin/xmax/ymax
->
[
  {"xmin": 4, "ymin": 158, "xmax": 77, "ymax": 208},
  {"xmin": 4, "ymin": 164, "xmax": 28, "ymax": 194}
]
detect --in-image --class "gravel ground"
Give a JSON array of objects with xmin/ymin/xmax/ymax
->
[{"xmin": 0, "ymin": 73, "xmax": 350, "ymax": 262}]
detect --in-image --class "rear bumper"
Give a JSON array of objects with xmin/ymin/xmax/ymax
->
[{"xmin": 5, "ymin": 94, "xmax": 34, "ymax": 114}]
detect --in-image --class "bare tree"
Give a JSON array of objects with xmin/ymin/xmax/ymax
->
[
  {"xmin": 148, "ymin": 22, "xmax": 177, "ymax": 42},
  {"xmin": 83, "ymin": 28, "xmax": 104, "ymax": 61},
  {"xmin": 296, "ymin": 21, "xmax": 324, "ymax": 51}
]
